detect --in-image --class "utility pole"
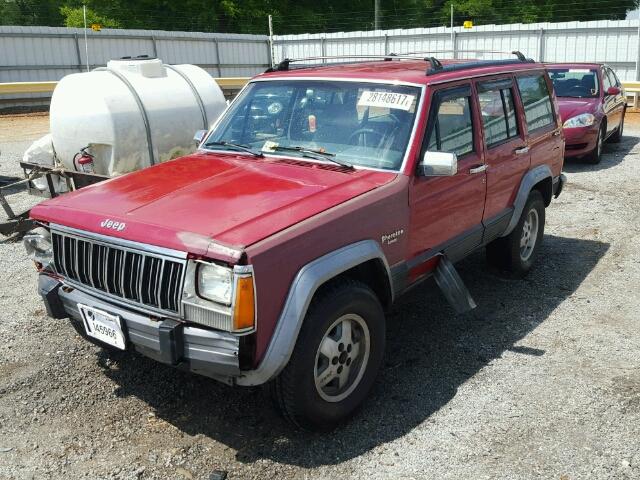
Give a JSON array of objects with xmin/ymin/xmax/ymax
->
[
  {"xmin": 450, "ymin": 3, "xmax": 454, "ymax": 48},
  {"xmin": 374, "ymin": 0, "xmax": 381, "ymax": 30},
  {"xmin": 83, "ymin": 5, "xmax": 89, "ymax": 72},
  {"xmin": 268, "ymin": 14, "xmax": 275, "ymax": 68}
]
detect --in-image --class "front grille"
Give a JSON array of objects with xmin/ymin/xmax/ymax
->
[{"xmin": 51, "ymin": 230, "xmax": 185, "ymax": 314}]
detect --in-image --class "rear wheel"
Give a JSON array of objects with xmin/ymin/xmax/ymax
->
[
  {"xmin": 271, "ymin": 280, "xmax": 385, "ymax": 431},
  {"xmin": 585, "ymin": 123, "xmax": 605, "ymax": 164},
  {"xmin": 486, "ymin": 190, "xmax": 545, "ymax": 278}
]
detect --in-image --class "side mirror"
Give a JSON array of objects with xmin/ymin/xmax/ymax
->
[
  {"xmin": 193, "ymin": 130, "xmax": 207, "ymax": 146},
  {"xmin": 606, "ymin": 86, "xmax": 621, "ymax": 96},
  {"xmin": 418, "ymin": 151, "xmax": 458, "ymax": 176}
]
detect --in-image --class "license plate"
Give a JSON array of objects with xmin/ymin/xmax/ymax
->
[{"xmin": 78, "ymin": 304, "xmax": 126, "ymax": 350}]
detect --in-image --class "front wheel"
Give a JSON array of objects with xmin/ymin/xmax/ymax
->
[
  {"xmin": 586, "ymin": 123, "xmax": 605, "ymax": 164},
  {"xmin": 271, "ymin": 280, "xmax": 385, "ymax": 431},
  {"xmin": 486, "ymin": 190, "xmax": 545, "ymax": 278}
]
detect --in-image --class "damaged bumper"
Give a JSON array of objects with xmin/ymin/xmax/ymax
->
[{"xmin": 38, "ymin": 274, "xmax": 240, "ymax": 383}]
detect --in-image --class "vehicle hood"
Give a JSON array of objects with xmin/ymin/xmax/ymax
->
[
  {"xmin": 556, "ymin": 97, "xmax": 600, "ymax": 123},
  {"xmin": 31, "ymin": 152, "xmax": 396, "ymax": 260}
]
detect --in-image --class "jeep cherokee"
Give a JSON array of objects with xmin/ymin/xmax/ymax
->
[{"xmin": 25, "ymin": 52, "xmax": 566, "ymax": 430}]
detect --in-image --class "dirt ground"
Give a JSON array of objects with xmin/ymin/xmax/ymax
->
[{"xmin": 0, "ymin": 114, "xmax": 639, "ymax": 479}]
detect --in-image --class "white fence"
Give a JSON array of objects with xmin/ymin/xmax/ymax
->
[
  {"xmin": 3, "ymin": 19, "xmax": 640, "ymax": 109},
  {"xmin": 0, "ymin": 25, "xmax": 270, "ymax": 108},
  {"xmin": 273, "ymin": 19, "xmax": 640, "ymax": 82}
]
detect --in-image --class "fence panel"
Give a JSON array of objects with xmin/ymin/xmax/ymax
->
[{"xmin": 0, "ymin": 26, "xmax": 270, "ymax": 109}]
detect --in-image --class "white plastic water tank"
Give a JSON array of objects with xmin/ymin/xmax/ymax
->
[{"xmin": 50, "ymin": 57, "xmax": 227, "ymax": 176}]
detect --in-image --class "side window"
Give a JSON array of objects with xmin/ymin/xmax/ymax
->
[
  {"xmin": 478, "ymin": 82, "xmax": 519, "ymax": 147},
  {"xmin": 516, "ymin": 75, "xmax": 555, "ymax": 133},
  {"xmin": 602, "ymin": 69, "xmax": 613, "ymax": 91},
  {"xmin": 606, "ymin": 68, "xmax": 620, "ymax": 87},
  {"xmin": 426, "ymin": 90, "xmax": 474, "ymax": 157}
]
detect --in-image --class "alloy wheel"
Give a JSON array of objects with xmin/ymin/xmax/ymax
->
[
  {"xmin": 314, "ymin": 314, "xmax": 371, "ymax": 403},
  {"xmin": 520, "ymin": 208, "xmax": 539, "ymax": 262}
]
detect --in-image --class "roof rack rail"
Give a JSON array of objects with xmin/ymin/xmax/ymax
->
[
  {"xmin": 264, "ymin": 50, "xmax": 534, "ymax": 75},
  {"xmin": 392, "ymin": 50, "xmax": 529, "ymax": 61},
  {"xmin": 265, "ymin": 54, "xmax": 430, "ymax": 72}
]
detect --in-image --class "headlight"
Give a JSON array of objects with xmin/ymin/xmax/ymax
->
[
  {"xmin": 197, "ymin": 262, "xmax": 233, "ymax": 305},
  {"xmin": 563, "ymin": 113, "xmax": 595, "ymax": 128},
  {"xmin": 23, "ymin": 227, "xmax": 53, "ymax": 268}
]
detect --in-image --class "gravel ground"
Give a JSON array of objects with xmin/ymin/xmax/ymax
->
[{"xmin": 1, "ymin": 114, "xmax": 639, "ymax": 480}]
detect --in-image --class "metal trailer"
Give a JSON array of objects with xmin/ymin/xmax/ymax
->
[{"xmin": 0, "ymin": 163, "xmax": 106, "ymax": 236}]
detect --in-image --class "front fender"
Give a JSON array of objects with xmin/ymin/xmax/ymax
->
[{"xmin": 236, "ymin": 239, "xmax": 391, "ymax": 386}]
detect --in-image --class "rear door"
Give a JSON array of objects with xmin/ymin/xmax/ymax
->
[
  {"xmin": 602, "ymin": 66, "xmax": 620, "ymax": 135},
  {"xmin": 408, "ymin": 83, "xmax": 487, "ymax": 269},
  {"xmin": 475, "ymin": 77, "xmax": 529, "ymax": 235},
  {"xmin": 603, "ymin": 66, "xmax": 625, "ymax": 133},
  {"xmin": 515, "ymin": 72, "xmax": 563, "ymax": 178}
]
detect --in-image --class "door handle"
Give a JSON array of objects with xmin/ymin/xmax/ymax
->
[
  {"xmin": 514, "ymin": 146, "xmax": 530, "ymax": 155},
  {"xmin": 469, "ymin": 164, "xmax": 488, "ymax": 174},
  {"xmin": 553, "ymin": 130, "xmax": 561, "ymax": 136}
]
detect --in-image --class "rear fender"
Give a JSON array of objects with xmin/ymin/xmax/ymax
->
[{"xmin": 502, "ymin": 165, "xmax": 552, "ymax": 237}]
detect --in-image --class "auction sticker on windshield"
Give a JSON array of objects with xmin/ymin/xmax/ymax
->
[
  {"xmin": 78, "ymin": 304, "xmax": 126, "ymax": 350},
  {"xmin": 358, "ymin": 91, "xmax": 416, "ymax": 111}
]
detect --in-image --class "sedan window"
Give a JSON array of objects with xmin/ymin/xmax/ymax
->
[{"xmin": 549, "ymin": 68, "xmax": 599, "ymax": 98}]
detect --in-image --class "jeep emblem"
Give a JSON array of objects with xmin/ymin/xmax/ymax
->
[{"xmin": 100, "ymin": 219, "xmax": 126, "ymax": 232}]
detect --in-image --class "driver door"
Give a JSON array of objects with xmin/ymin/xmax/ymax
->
[{"xmin": 408, "ymin": 84, "xmax": 487, "ymax": 276}]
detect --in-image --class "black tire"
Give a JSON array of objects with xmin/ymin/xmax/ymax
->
[
  {"xmin": 271, "ymin": 279, "xmax": 385, "ymax": 431},
  {"xmin": 486, "ymin": 190, "xmax": 545, "ymax": 278},
  {"xmin": 585, "ymin": 123, "xmax": 605, "ymax": 164},
  {"xmin": 609, "ymin": 110, "xmax": 625, "ymax": 143}
]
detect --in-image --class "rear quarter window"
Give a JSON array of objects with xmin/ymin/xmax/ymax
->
[{"xmin": 516, "ymin": 75, "xmax": 555, "ymax": 133}]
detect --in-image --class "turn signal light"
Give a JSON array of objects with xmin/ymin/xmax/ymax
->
[{"xmin": 233, "ymin": 275, "xmax": 255, "ymax": 332}]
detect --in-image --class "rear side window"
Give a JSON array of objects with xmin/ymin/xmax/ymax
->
[
  {"xmin": 478, "ymin": 81, "xmax": 519, "ymax": 147},
  {"xmin": 516, "ymin": 75, "xmax": 555, "ymax": 133},
  {"xmin": 427, "ymin": 91, "xmax": 474, "ymax": 157},
  {"xmin": 609, "ymin": 68, "xmax": 621, "ymax": 87},
  {"xmin": 603, "ymin": 69, "xmax": 613, "ymax": 90}
]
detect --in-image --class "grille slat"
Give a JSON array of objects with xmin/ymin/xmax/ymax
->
[{"xmin": 51, "ymin": 231, "xmax": 184, "ymax": 315}]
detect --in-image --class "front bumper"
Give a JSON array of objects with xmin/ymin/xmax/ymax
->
[
  {"xmin": 38, "ymin": 274, "xmax": 240, "ymax": 383},
  {"xmin": 563, "ymin": 124, "xmax": 599, "ymax": 158}
]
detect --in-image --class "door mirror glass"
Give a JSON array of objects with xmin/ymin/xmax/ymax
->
[
  {"xmin": 418, "ymin": 151, "xmax": 457, "ymax": 176},
  {"xmin": 606, "ymin": 86, "xmax": 621, "ymax": 96},
  {"xmin": 193, "ymin": 130, "xmax": 207, "ymax": 145}
]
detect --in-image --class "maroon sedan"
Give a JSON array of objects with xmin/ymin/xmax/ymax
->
[{"xmin": 547, "ymin": 63, "xmax": 626, "ymax": 164}]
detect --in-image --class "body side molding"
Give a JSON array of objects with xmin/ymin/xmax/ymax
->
[
  {"xmin": 501, "ymin": 164, "xmax": 553, "ymax": 237},
  {"xmin": 236, "ymin": 240, "xmax": 392, "ymax": 386}
]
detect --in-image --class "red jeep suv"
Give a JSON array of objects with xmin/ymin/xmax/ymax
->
[{"xmin": 25, "ymin": 52, "xmax": 566, "ymax": 430}]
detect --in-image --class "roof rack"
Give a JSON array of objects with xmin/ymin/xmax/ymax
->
[
  {"xmin": 266, "ymin": 54, "xmax": 430, "ymax": 72},
  {"xmin": 265, "ymin": 50, "xmax": 534, "ymax": 76}
]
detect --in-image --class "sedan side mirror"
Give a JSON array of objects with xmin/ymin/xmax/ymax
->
[
  {"xmin": 606, "ymin": 86, "xmax": 621, "ymax": 96},
  {"xmin": 193, "ymin": 130, "xmax": 207, "ymax": 146},
  {"xmin": 418, "ymin": 151, "xmax": 458, "ymax": 176}
]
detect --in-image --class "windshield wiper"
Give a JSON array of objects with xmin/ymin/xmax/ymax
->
[
  {"xmin": 269, "ymin": 145, "xmax": 353, "ymax": 169},
  {"xmin": 206, "ymin": 141, "xmax": 263, "ymax": 157}
]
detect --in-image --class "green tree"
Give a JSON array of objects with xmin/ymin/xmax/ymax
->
[
  {"xmin": 59, "ymin": 5, "xmax": 120, "ymax": 28},
  {"xmin": 1, "ymin": 0, "xmax": 638, "ymax": 33}
]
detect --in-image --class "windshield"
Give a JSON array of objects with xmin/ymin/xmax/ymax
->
[
  {"xmin": 204, "ymin": 80, "xmax": 421, "ymax": 171},
  {"xmin": 549, "ymin": 68, "xmax": 599, "ymax": 98}
]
